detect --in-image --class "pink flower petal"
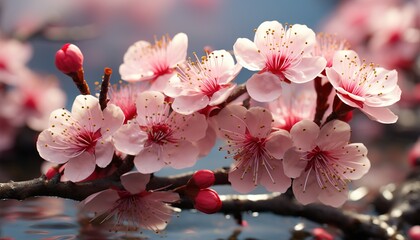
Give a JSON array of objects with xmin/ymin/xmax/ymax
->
[
  {"xmin": 360, "ymin": 105, "xmax": 398, "ymax": 124},
  {"xmin": 81, "ymin": 189, "xmax": 120, "ymax": 213},
  {"xmin": 209, "ymin": 84, "xmax": 236, "ymax": 106},
  {"xmin": 121, "ymin": 172, "xmax": 150, "ymax": 194},
  {"xmin": 335, "ymin": 89, "xmax": 366, "ymax": 108},
  {"xmin": 285, "ymin": 24, "xmax": 316, "ymax": 54},
  {"xmin": 317, "ymin": 120, "xmax": 351, "ymax": 151},
  {"xmin": 290, "ymin": 120, "xmax": 319, "ymax": 152},
  {"xmin": 195, "ymin": 124, "xmax": 217, "ymax": 157},
  {"xmin": 113, "ymin": 122, "xmax": 147, "ymax": 155},
  {"xmin": 292, "ymin": 169, "xmax": 321, "ymax": 205},
  {"xmin": 166, "ymin": 33, "xmax": 188, "ymax": 67},
  {"xmin": 244, "ymin": 107, "xmax": 273, "ymax": 137},
  {"xmin": 233, "ymin": 38, "xmax": 265, "ymax": 71},
  {"xmin": 228, "ymin": 166, "xmax": 258, "ymax": 193},
  {"xmin": 365, "ymin": 85, "xmax": 401, "ymax": 107},
  {"xmin": 136, "ymin": 91, "xmax": 169, "ymax": 126},
  {"xmin": 94, "ymin": 141, "xmax": 115, "ymax": 168},
  {"xmin": 254, "ymin": 21, "xmax": 285, "ymax": 50},
  {"xmin": 71, "ymin": 95, "xmax": 103, "ymax": 133},
  {"xmin": 283, "ymin": 56, "xmax": 326, "ymax": 83},
  {"xmin": 170, "ymin": 112, "xmax": 207, "ymax": 142},
  {"xmin": 337, "ymin": 143, "xmax": 370, "ymax": 180},
  {"xmin": 265, "ymin": 130, "xmax": 293, "ymax": 159},
  {"xmin": 246, "ymin": 72, "xmax": 282, "ymax": 102},
  {"xmin": 119, "ymin": 41, "xmax": 153, "ymax": 81},
  {"xmin": 171, "ymin": 94, "xmax": 209, "ymax": 114},
  {"xmin": 135, "ymin": 146, "xmax": 166, "ymax": 173},
  {"xmin": 325, "ymin": 67, "xmax": 341, "ymax": 90},
  {"xmin": 206, "ymin": 50, "xmax": 235, "ymax": 75},
  {"xmin": 101, "ymin": 103, "xmax": 124, "ymax": 138},
  {"xmin": 259, "ymin": 160, "xmax": 291, "ymax": 193},
  {"xmin": 163, "ymin": 141, "xmax": 199, "ymax": 169},
  {"xmin": 36, "ymin": 130, "xmax": 71, "ymax": 164},
  {"xmin": 149, "ymin": 73, "xmax": 174, "ymax": 92},
  {"xmin": 64, "ymin": 152, "xmax": 96, "ymax": 182},
  {"xmin": 164, "ymin": 75, "xmax": 184, "ymax": 97},
  {"xmin": 214, "ymin": 105, "xmax": 247, "ymax": 137},
  {"xmin": 283, "ymin": 149, "xmax": 308, "ymax": 178},
  {"xmin": 144, "ymin": 191, "xmax": 180, "ymax": 203},
  {"xmin": 219, "ymin": 63, "xmax": 242, "ymax": 85},
  {"xmin": 332, "ymin": 50, "xmax": 360, "ymax": 74},
  {"xmin": 318, "ymin": 187, "xmax": 348, "ymax": 207}
]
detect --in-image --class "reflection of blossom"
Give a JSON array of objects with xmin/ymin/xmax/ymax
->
[
  {"xmin": 119, "ymin": 33, "xmax": 188, "ymax": 92},
  {"xmin": 283, "ymin": 120, "xmax": 370, "ymax": 207},
  {"xmin": 234, "ymin": 20, "xmax": 326, "ymax": 102},
  {"xmin": 81, "ymin": 172, "xmax": 179, "ymax": 232},
  {"xmin": 216, "ymin": 105, "xmax": 292, "ymax": 193},
  {"xmin": 165, "ymin": 50, "xmax": 241, "ymax": 114},
  {"xmin": 113, "ymin": 91, "xmax": 207, "ymax": 173},
  {"xmin": 326, "ymin": 50, "xmax": 401, "ymax": 124},
  {"xmin": 2, "ymin": 72, "xmax": 66, "ymax": 131},
  {"xmin": 36, "ymin": 95, "xmax": 124, "ymax": 182}
]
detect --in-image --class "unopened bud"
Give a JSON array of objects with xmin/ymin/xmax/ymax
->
[
  {"xmin": 408, "ymin": 139, "xmax": 420, "ymax": 167},
  {"xmin": 55, "ymin": 43, "xmax": 84, "ymax": 74},
  {"xmin": 312, "ymin": 227, "xmax": 333, "ymax": 240},
  {"xmin": 409, "ymin": 226, "xmax": 420, "ymax": 240},
  {"xmin": 194, "ymin": 188, "xmax": 222, "ymax": 214},
  {"xmin": 191, "ymin": 170, "xmax": 215, "ymax": 189},
  {"xmin": 45, "ymin": 167, "xmax": 59, "ymax": 180}
]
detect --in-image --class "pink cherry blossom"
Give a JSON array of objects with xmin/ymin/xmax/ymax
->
[
  {"xmin": 325, "ymin": 50, "xmax": 401, "ymax": 124},
  {"xmin": 2, "ymin": 72, "xmax": 66, "ymax": 131},
  {"xmin": 55, "ymin": 43, "xmax": 84, "ymax": 74},
  {"xmin": 283, "ymin": 120, "xmax": 370, "ymax": 207},
  {"xmin": 267, "ymin": 82, "xmax": 317, "ymax": 131},
  {"xmin": 119, "ymin": 33, "xmax": 188, "ymax": 92},
  {"xmin": 108, "ymin": 83, "xmax": 147, "ymax": 124},
  {"xmin": 233, "ymin": 20, "xmax": 326, "ymax": 102},
  {"xmin": 81, "ymin": 172, "xmax": 179, "ymax": 232},
  {"xmin": 164, "ymin": 50, "xmax": 241, "ymax": 114},
  {"xmin": 0, "ymin": 39, "xmax": 32, "ymax": 85},
  {"xmin": 215, "ymin": 105, "xmax": 293, "ymax": 193},
  {"xmin": 313, "ymin": 33, "xmax": 350, "ymax": 68},
  {"xmin": 112, "ymin": 91, "xmax": 207, "ymax": 173},
  {"xmin": 36, "ymin": 95, "xmax": 124, "ymax": 182}
]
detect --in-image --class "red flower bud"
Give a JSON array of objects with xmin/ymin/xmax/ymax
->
[
  {"xmin": 312, "ymin": 227, "xmax": 333, "ymax": 240},
  {"xmin": 45, "ymin": 167, "xmax": 59, "ymax": 180},
  {"xmin": 191, "ymin": 170, "xmax": 215, "ymax": 189},
  {"xmin": 194, "ymin": 188, "xmax": 222, "ymax": 214},
  {"xmin": 55, "ymin": 43, "xmax": 84, "ymax": 74},
  {"xmin": 409, "ymin": 226, "xmax": 420, "ymax": 240},
  {"xmin": 408, "ymin": 140, "xmax": 420, "ymax": 167}
]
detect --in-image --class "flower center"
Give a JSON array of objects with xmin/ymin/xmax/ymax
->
[
  {"xmin": 146, "ymin": 123, "xmax": 175, "ymax": 145},
  {"xmin": 200, "ymin": 78, "xmax": 222, "ymax": 97},
  {"xmin": 76, "ymin": 129, "xmax": 102, "ymax": 154}
]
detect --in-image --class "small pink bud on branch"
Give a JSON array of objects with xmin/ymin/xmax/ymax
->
[
  {"xmin": 55, "ymin": 43, "xmax": 90, "ymax": 95},
  {"xmin": 190, "ymin": 170, "xmax": 215, "ymax": 189},
  {"xmin": 194, "ymin": 188, "xmax": 222, "ymax": 214}
]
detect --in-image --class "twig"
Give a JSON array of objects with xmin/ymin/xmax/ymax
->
[{"xmin": 99, "ymin": 67, "xmax": 112, "ymax": 110}]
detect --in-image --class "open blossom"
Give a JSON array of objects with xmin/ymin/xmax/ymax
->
[
  {"xmin": 233, "ymin": 20, "xmax": 326, "ymax": 102},
  {"xmin": 313, "ymin": 33, "xmax": 350, "ymax": 68},
  {"xmin": 325, "ymin": 50, "xmax": 401, "ymax": 124},
  {"xmin": 113, "ymin": 91, "xmax": 207, "ymax": 173},
  {"xmin": 164, "ymin": 50, "xmax": 241, "ymax": 114},
  {"xmin": 266, "ymin": 82, "xmax": 316, "ymax": 131},
  {"xmin": 119, "ymin": 33, "xmax": 188, "ymax": 92},
  {"xmin": 108, "ymin": 83, "xmax": 147, "ymax": 123},
  {"xmin": 36, "ymin": 95, "xmax": 124, "ymax": 182},
  {"xmin": 283, "ymin": 120, "xmax": 370, "ymax": 207},
  {"xmin": 215, "ymin": 105, "xmax": 292, "ymax": 193},
  {"xmin": 81, "ymin": 172, "xmax": 179, "ymax": 232}
]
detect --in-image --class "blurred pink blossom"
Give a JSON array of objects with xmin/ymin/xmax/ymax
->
[{"xmin": 0, "ymin": 39, "xmax": 32, "ymax": 85}]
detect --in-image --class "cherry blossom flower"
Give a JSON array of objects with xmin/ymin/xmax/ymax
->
[
  {"xmin": 164, "ymin": 50, "xmax": 241, "ymax": 114},
  {"xmin": 108, "ymin": 83, "xmax": 147, "ymax": 124},
  {"xmin": 215, "ymin": 105, "xmax": 293, "ymax": 193},
  {"xmin": 36, "ymin": 95, "xmax": 124, "ymax": 182},
  {"xmin": 233, "ymin": 20, "xmax": 326, "ymax": 102},
  {"xmin": 325, "ymin": 50, "xmax": 401, "ymax": 124},
  {"xmin": 2, "ymin": 72, "xmax": 66, "ymax": 131},
  {"xmin": 55, "ymin": 43, "xmax": 84, "ymax": 74},
  {"xmin": 313, "ymin": 33, "xmax": 350, "ymax": 68},
  {"xmin": 119, "ymin": 33, "xmax": 188, "ymax": 92},
  {"xmin": 0, "ymin": 39, "xmax": 32, "ymax": 85},
  {"xmin": 112, "ymin": 91, "xmax": 207, "ymax": 173},
  {"xmin": 81, "ymin": 172, "xmax": 179, "ymax": 232},
  {"xmin": 283, "ymin": 120, "xmax": 370, "ymax": 207},
  {"xmin": 266, "ymin": 82, "xmax": 317, "ymax": 131}
]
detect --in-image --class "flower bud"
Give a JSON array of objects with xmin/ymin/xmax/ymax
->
[
  {"xmin": 194, "ymin": 188, "xmax": 222, "ymax": 214},
  {"xmin": 408, "ymin": 139, "xmax": 420, "ymax": 167},
  {"xmin": 45, "ymin": 167, "xmax": 59, "ymax": 180},
  {"xmin": 55, "ymin": 43, "xmax": 84, "ymax": 74},
  {"xmin": 312, "ymin": 227, "xmax": 333, "ymax": 240},
  {"xmin": 191, "ymin": 170, "xmax": 215, "ymax": 189},
  {"xmin": 409, "ymin": 226, "xmax": 420, "ymax": 240}
]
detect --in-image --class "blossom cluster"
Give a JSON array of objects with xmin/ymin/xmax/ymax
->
[{"xmin": 35, "ymin": 20, "xmax": 402, "ymax": 233}]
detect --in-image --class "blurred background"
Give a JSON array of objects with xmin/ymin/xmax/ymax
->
[{"xmin": 0, "ymin": 0, "xmax": 419, "ymax": 239}]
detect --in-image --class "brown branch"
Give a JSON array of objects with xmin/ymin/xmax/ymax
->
[
  {"xmin": 68, "ymin": 68, "xmax": 90, "ymax": 95},
  {"xmin": 99, "ymin": 67, "xmax": 112, "ymax": 111}
]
